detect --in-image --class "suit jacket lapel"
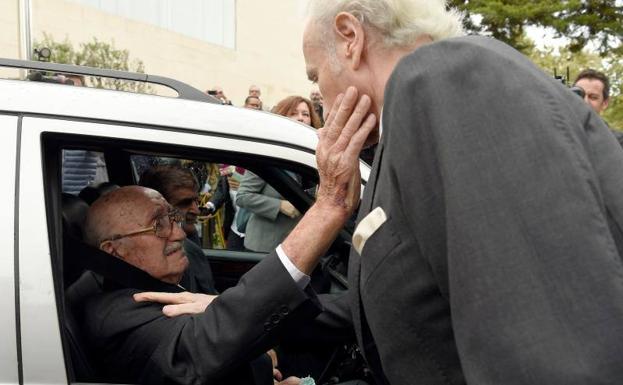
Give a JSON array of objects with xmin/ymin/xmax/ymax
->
[{"xmin": 349, "ymin": 137, "xmax": 385, "ymax": 358}]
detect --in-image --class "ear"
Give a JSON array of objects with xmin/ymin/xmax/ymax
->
[
  {"xmin": 603, "ymin": 97, "xmax": 610, "ymax": 111},
  {"xmin": 333, "ymin": 12, "xmax": 366, "ymax": 70},
  {"xmin": 100, "ymin": 241, "xmax": 121, "ymax": 259}
]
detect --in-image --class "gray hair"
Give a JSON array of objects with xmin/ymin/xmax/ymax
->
[{"xmin": 307, "ymin": 0, "xmax": 464, "ymax": 48}]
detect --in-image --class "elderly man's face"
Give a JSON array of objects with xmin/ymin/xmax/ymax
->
[
  {"xmin": 249, "ymin": 86, "xmax": 261, "ymax": 97},
  {"xmin": 303, "ymin": 32, "xmax": 345, "ymax": 116},
  {"xmin": 107, "ymin": 191, "xmax": 189, "ymax": 284},
  {"xmin": 303, "ymin": 21, "xmax": 379, "ymax": 146}
]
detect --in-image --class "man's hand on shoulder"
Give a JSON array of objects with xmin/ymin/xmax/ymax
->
[{"xmin": 133, "ymin": 291, "xmax": 217, "ymax": 317}]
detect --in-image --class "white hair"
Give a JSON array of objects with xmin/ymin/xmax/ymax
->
[{"xmin": 307, "ymin": 0, "xmax": 464, "ymax": 48}]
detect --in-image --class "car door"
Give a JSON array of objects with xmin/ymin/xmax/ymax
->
[{"xmin": 28, "ymin": 113, "xmax": 368, "ymax": 383}]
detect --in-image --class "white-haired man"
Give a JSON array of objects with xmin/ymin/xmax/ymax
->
[
  {"xmin": 288, "ymin": 0, "xmax": 623, "ymax": 384},
  {"xmin": 145, "ymin": 1, "xmax": 623, "ymax": 384}
]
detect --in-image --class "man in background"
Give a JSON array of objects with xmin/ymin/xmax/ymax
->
[
  {"xmin": 249, "ymin": 84, "xmax": 265, "ymax": 110},
  {"xmin": 573, "ymin": 69, "xmax": 611, "ymax": 115},
  {"xmin": 207, "ymin": 86, "xmax": 232, "ymax": 105},
  {"xmin": 139, "ymin": 165, "xmax": 218, "ymax": 294},
  {"xmin": 310, "ymin": 88, "xmax": 324, "ymax": 125},
  {"xmin": 573, "ymin": 69, "xmax": 621, "ymax": 142},
  {"xmin": 244, "ymin": 95, "xmax": 262, "ymax": 110}
]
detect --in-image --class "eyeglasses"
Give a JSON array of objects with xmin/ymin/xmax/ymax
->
[{"xmin": 99, "ymin": 208, "xmax": 184, "ymax": 247}]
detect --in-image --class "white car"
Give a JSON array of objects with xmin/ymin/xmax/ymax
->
[{"xmin": 0, "ymin": 58, "xmax": 370, "ymax": 384}]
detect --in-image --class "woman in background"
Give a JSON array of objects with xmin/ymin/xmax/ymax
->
[
  {"xmin": 271, "ymin": 95, "xmax": 322, "ymax": 129},
  {"xmin": 236, "ymin": 95, "xmax": 320, "ymax": 252}
]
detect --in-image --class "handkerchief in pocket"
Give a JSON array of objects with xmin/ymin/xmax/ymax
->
[{"xmin": 353, "ymin": 207, "xmax": 387, "ymax": 255}]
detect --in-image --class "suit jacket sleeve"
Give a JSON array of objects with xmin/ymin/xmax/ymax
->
[
  {"xmin": 90, "ymin": 252, "xmax": 320, "ymax": 383},
  {"xmin": 235, "ymin": 171, "xmax": 281, "ymax": 221},
  {"xmin": 382, "ymin": 37, "xmax": 623, "ymax": 383}
]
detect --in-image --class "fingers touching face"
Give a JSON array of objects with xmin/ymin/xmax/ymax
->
[{"xmin": 321, "ymin": 87, "xmax": 376, "ymax": 154}]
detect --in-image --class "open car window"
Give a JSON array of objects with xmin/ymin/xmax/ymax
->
[{"xmin": 129, "ymin": 155, "xmax": 315, "ymax": 253}]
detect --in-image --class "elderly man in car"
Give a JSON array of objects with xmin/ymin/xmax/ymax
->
[{"xmin": 82, "ymin": 185, "xmax": 323, "ymax": 384}]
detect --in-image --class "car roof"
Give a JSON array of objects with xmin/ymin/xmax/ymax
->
[{"xmin": 0, "ymin": 78, "xmax": 319, "ymax": 152}]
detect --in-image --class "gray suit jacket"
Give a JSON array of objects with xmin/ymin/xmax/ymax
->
[
  {"xmin": 349, "ymin": 36, "xmax": 623, "ymax": 385},
  {"xmin": 236, "ymin": 171, "xmax": 298, "ymax": 252}
]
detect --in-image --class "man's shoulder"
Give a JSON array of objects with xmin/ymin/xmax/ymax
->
[
  {"xmin": 386, "ymin": 35, "xmax": 544, "ymax": 104},
  {"xmin": 609, "ymin": 128, "xmax": 623, "ymax": 148},
  {"xmin": 393, "ymin": 36, "xmax": 528, "ymax": 81},
  {"xmin": 84, "ymin": 287, "xmax": 185, "ymax": 339}
]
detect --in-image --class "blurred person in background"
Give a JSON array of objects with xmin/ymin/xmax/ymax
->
[
  {"xmin": 207, "ymin": 86, "xmax": 232, "ymax": 105},
  {"xmin": 310, "ymin": 88, "xmax": 324, "ymax": 126},
  {"xmin": 244, "ymin": 95, "xmax": 262, "ymax": 110},
  {"xmin": 248, "ymin": 84, "xmax": 264, "ymax": 110},
  {"xmin": 249, "ymin": 84, "xmax": 262, "ymax": 98}
]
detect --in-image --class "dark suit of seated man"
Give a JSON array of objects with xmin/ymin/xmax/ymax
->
[{"xmin": 81, "ymin": 186, "xmax": 320, "ymax": 384}]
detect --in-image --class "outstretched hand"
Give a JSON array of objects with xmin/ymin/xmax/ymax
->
[
  {"xmin": 316, "ymin": 86, "xmax": 376, "ymax": 217},
  {"xmin": 133, "ymin": 291, "xmax": 217, "ymax": 317}
]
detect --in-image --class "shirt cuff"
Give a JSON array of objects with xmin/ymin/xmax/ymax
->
[{"xmin": 276, "ymin": 244, "xmax": 311, "ymax": 290}]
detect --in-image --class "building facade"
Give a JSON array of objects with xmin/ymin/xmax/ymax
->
[{"xmin": 0, "ymin": 0, "xmax": 314, "ymax": 107}]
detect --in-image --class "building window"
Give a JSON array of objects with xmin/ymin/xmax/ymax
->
[{"xmin": 70, "ymin": 0, "xmax": 236, "ymax": 49}]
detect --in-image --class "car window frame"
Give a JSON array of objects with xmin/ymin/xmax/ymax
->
[{"xmin": 34, "ymin": 116, "xmax": 341, "ymax": 383}]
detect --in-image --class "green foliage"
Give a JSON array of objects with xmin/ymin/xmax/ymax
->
[
  {"xmin": 33, "ymin": 33, "xmax": 151, "ymax": 93},
  {"xmin": 449, "ymin": 0, "xmax": 623, "ymax": 56}
]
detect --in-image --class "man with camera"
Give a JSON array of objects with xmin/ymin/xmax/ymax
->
[{"xmin": 207, "ymin": 86, "xmax": 233, "ymax": 105}]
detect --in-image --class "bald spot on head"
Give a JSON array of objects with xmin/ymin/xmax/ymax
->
[{"xmin": 84, "ymin": 186, "xmax": 165, "ymax": 247}]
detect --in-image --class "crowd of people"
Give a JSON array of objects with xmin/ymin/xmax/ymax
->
[
  {"xmin": 59, "ymin": 0, "xmax": 623, "ymax": 384},
  {"xmin": 206, "ymin": 84, "xmax": 326, "ymax": 127}
]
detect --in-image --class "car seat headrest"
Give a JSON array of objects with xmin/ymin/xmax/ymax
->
[
  {"xmin": 78, "ymin": 182, "xmax": 120, "ymax": 206},
  {"xmin": 62, "ymin": 193, "xmax": 90, "ymax": 240}
]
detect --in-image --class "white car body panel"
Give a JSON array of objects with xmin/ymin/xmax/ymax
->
[
  {"xmin": 0, "ymin": 115, "xmax": 19, "ymax": 384},
  {"xmin": 19, "ymin": 119, "xmax": 66, "ymax": 383}
]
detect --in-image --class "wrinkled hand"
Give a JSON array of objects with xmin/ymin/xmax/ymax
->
[
  {"xmin": 133, "ymin": 291, "xmax": 217, "ymax": 317},
  {"xmin": 279, "ymin": 200, "xmax": 301, "ymax": 219},
  {"xmin": 316, "ymin": 86, "xmax": 376, "ymax": 217}
]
